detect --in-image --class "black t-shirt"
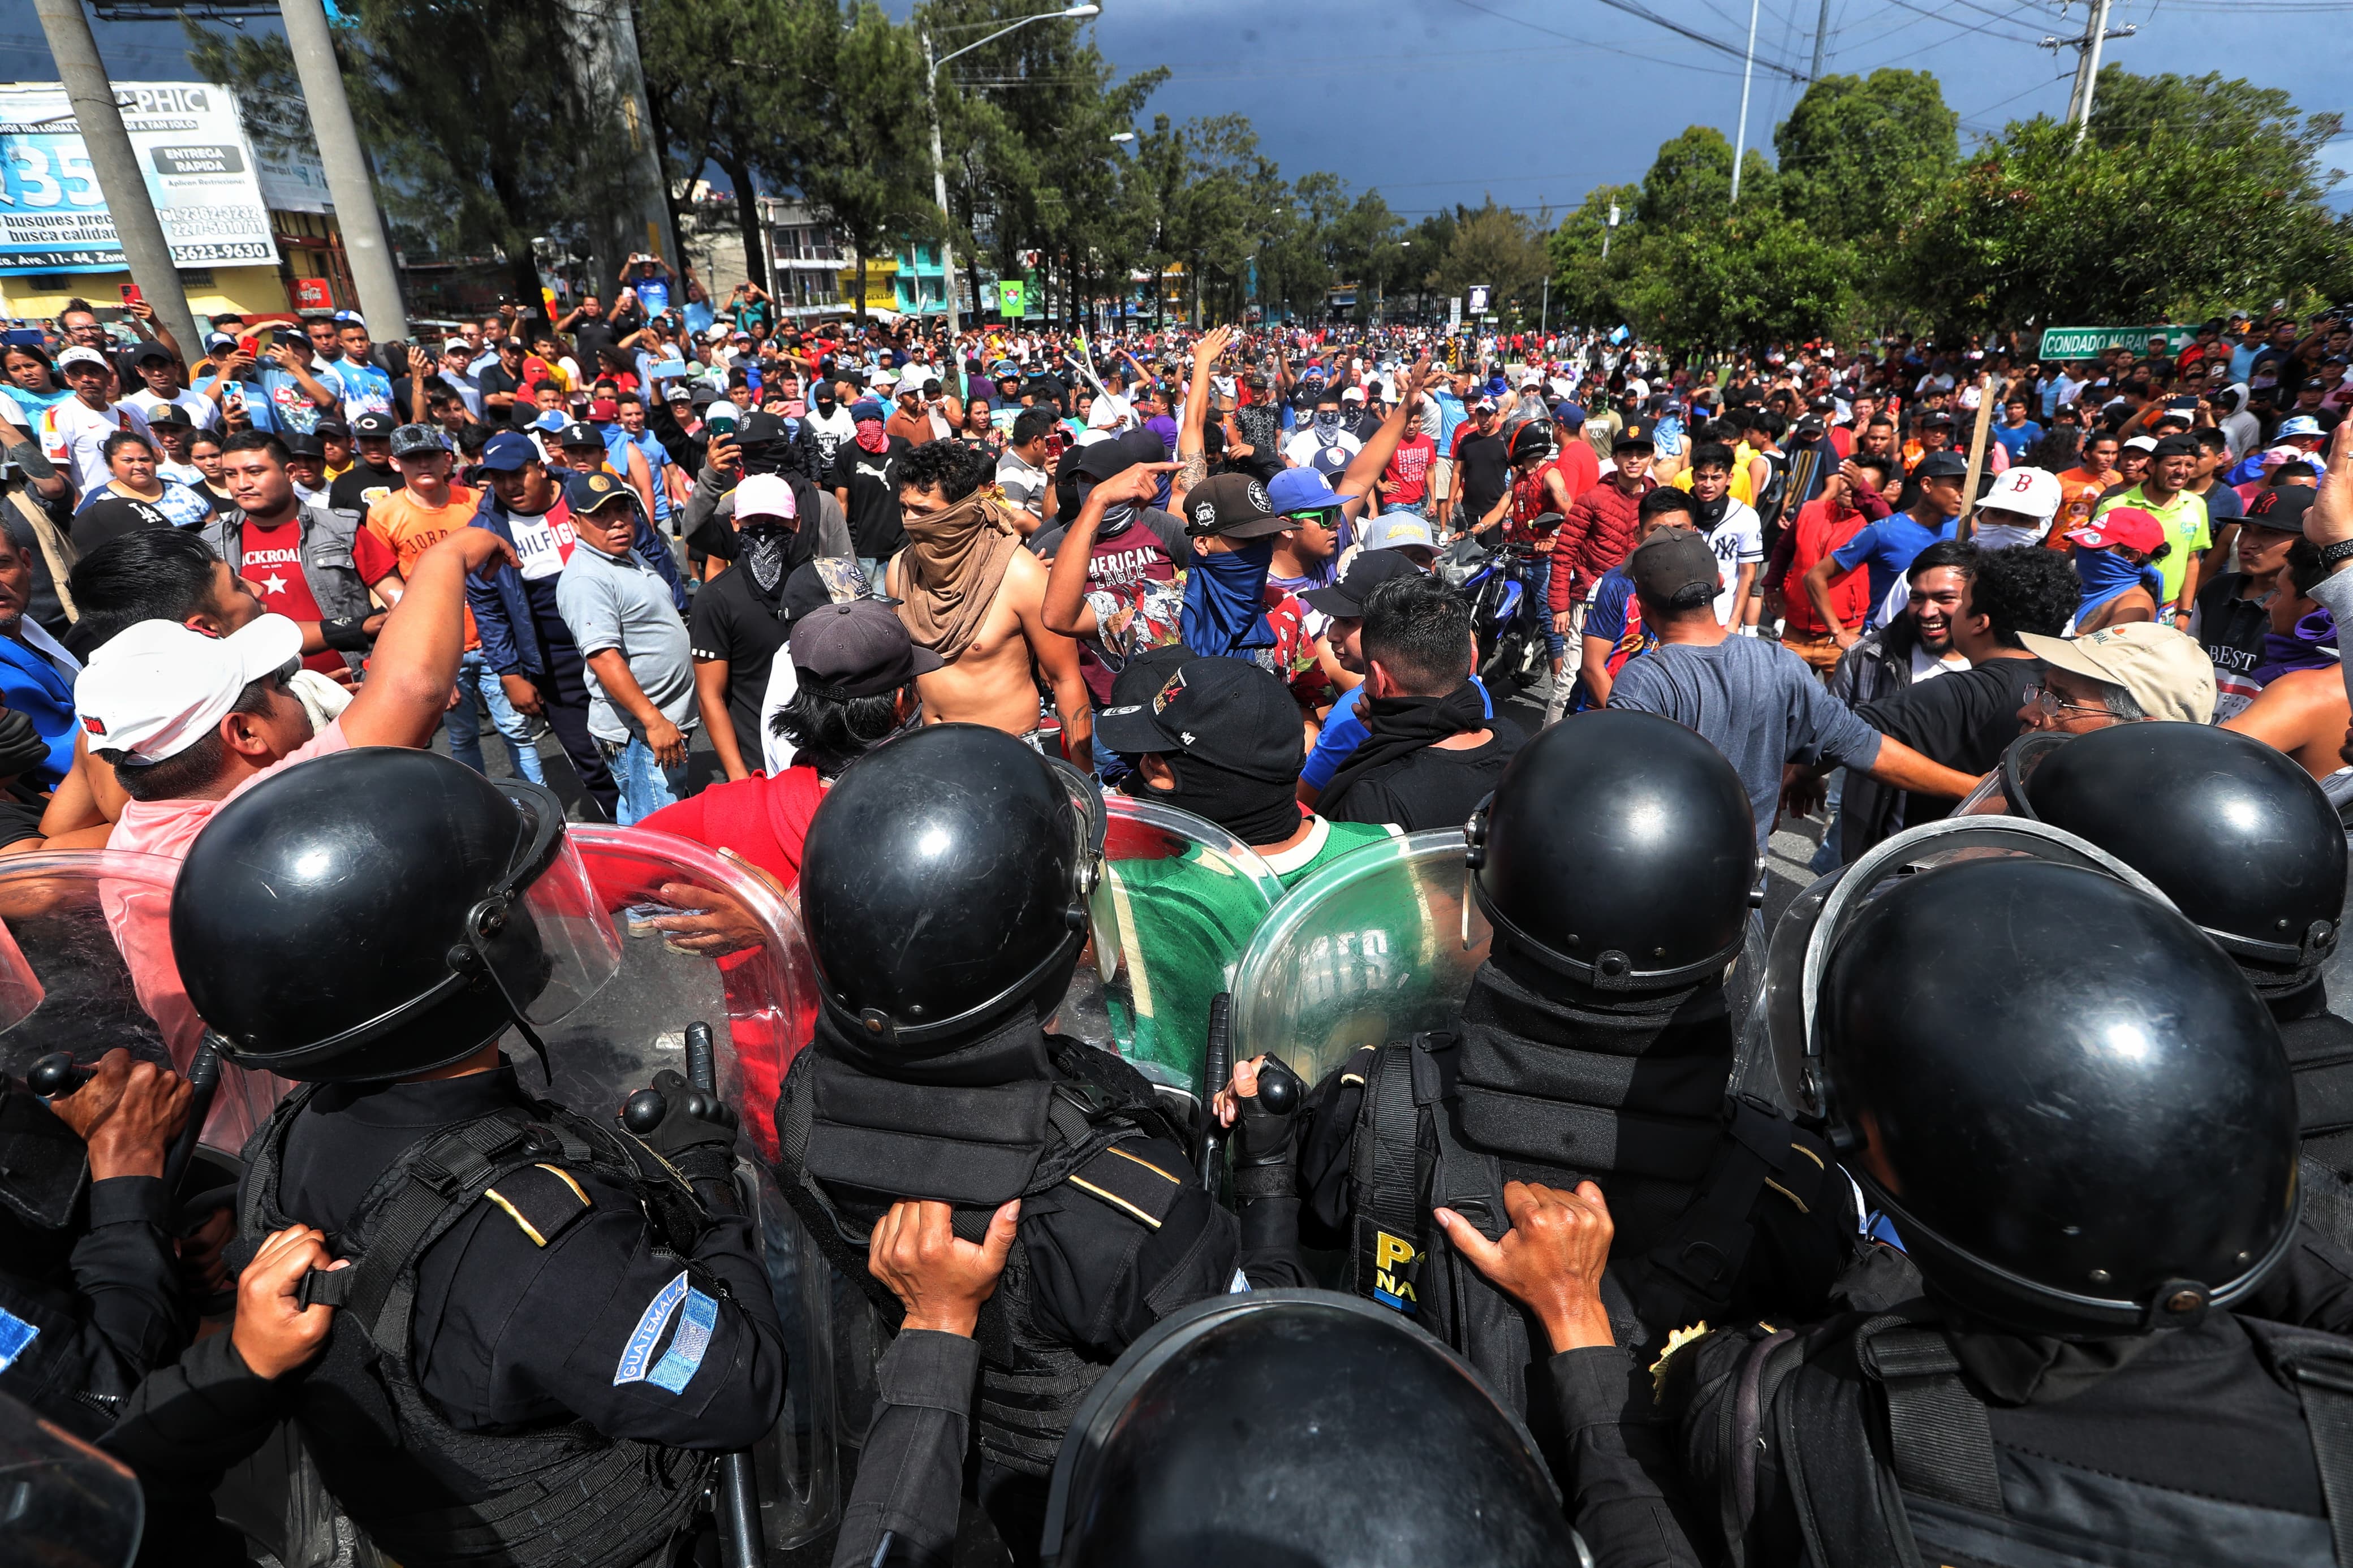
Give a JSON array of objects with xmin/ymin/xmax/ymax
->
[
  {"xmin": 828, "ymin": 435, "xmax": 911, "ymax": 560},
  {"xmin": 570, "ymin": 320, "xmax": 619, "ymax": 366},
  {"xmin": 476, "ymin": 362, "xmax": 524, "ymax": 421},
  {"xmin": 1455, "ymin": 430, "xmax": 1511, "ymax": 522},
  {"xmin": 330, "ymin": 460, "xmax": 400, "ymax": 515},
  {"xmin": 1325, "ymin": 716, "xmax": 1524, "ymax": 832},
  {"xmin": 70, "ymin": 493, "xmax": 173, "ymax": 554},
  {"xmin": 687, "ymin": 559, "xmax": 829, "ymax": 763},
  {"xmin": 1859, "ymin": 656, "xmax": 2043, "ymax": 835}
]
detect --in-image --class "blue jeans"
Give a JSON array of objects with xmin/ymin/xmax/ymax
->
[
  {"xmin": 1527, "ymin": 553, "xmax": 1566, "ymax": 660},
  {"xmin": 604, "ymin": 734, "xmax": 687, "ymax": 826},
  {"xmin": 446, "ymin": 649, "xmax": 546, "ymax": 784}
]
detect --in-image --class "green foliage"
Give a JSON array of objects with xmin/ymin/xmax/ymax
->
[{"xmin": 1545, "ymin": 66, "xmax": 2353, "ymax": 347}]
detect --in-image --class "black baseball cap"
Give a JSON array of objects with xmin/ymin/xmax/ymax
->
[
  {"xmin": 739, "ymin": 411, "xmax": 790, "ymax": 446},
  {"xmin": 1915, "ymin": 450, "xmax": 1971, "ymax": 480},
  {"xmin": 283, "ymin": 432, "xmax": 326, "ymax": 460},
  {"xmin": 554, "ymin": 420, "xmax": 604, "ymax": 450},
  {"xmin": 1627, "ymin": 528, "xmax": 1719, "ymax": 601},
  {"xmin": 1303, "ymin": 545, "xmax": 1423, "ymax": 617},
  {"xmin": 2151, "ymin": 431, "xmax": 2201, "ymax": 460},
  {"xmin": 561, "ymin": 468, "xmax": 634, "ymax": 513},
  {"xmin": 1074, "ymin": 437, "xmax": 1139, "ymax": 481},
  {"xmin": 2244, "ymin": 484, "xmax": 2317, "ymax": 536},
  {"xmin": 790, "ymin": 599, "xmax": 944, "ymax": 699},
  {"xmin": 1094, "ymin": 655, "xmax": 1304, "ymax": 782},
  {"xmin": 1182, "ymin": 472, "xmax": 1286, "ymax": 539},
  {"xmin": 390, "ymin": 422, "xmax": 450, "ymax": 458},
  {"xmin": 144, "ymin": 401, "xmax": 193, "ymax": 429},
  {"xmin": 1613, "ymin": 418, "xmax": 1656, "ymax": 450},
  {"xmin": 350, "ymin": 411, "xmax": 397, "ymax": 438}
]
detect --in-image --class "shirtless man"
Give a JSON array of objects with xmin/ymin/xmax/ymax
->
[{"xmin": 887, "ymin": 439, "xmax": 1091, "ymax": 761}]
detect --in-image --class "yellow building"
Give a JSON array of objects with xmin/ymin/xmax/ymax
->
[{"xmin": 836, "ymin": 255, "xmax": 900, "ymax": 315}]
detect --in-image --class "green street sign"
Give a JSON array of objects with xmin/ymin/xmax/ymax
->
[
  {"xmin": 2036, "ymin": 325, "xmax": 2199, "ymax": 360},
  {"xmin": 997, "ymin": 280, "xmax": 1026, "ymax": 319}
]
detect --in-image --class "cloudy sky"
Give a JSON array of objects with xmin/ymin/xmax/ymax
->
[{"xmin": 5, "ymin": 0, "xmax": 2346, "ymax": 218}]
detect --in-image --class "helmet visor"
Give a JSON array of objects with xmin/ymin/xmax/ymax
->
[{"xmin": 478, "ymin": 782, "xmax": 623, "ymax": 1027}]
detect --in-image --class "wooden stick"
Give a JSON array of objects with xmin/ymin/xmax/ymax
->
[{"xmin": 1956, "ymin": 370, "xmax": 1997, "ymax": 540}]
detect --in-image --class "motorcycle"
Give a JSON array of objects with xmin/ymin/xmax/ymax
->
[{"xmin": 1438, "ymin": 516, "xmax": 1559, "ymax": 691}]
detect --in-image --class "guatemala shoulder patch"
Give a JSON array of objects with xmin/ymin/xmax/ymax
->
[{"xmin": 612, "ymin": 1270, "xmax": 720, "ymax": 1394}]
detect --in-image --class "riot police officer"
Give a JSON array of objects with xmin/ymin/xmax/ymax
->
[
  {"xmin": 1283, "ymin": 711, "xmax": 1857, "ymax": 1453},
  {"xmin": 0, "ymin": 1048, "xmax": 190, "ymax": 1435},
  {"xmin": 1514, "ymin": 848, "xmax": 2353, "ymax": 1568},
  {"xmin": 771, "ymin": 724, "xmax": 1288, "ymax": 1563},
  {"xmin": 1988, "ymin": 723, "xmax": 2353, "ymax": 1228},
  {"xmin": 169, "ymin": 747, "xmax": 787, "ymax": 1568}
]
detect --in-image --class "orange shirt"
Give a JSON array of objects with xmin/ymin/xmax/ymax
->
[
  {"xmin": 2050, "ymin": 465, "xmax": 2118, "ymax": 547},
  {"xmin": 366, "ymin": 483, "xmax": 482, "ymax": 643}
]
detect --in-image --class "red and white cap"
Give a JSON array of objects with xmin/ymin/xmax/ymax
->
[
  {"xmin": 74, "ymin": 615, "xmax": 306, "ymax": 764},
  {"xmin": 2063, "ymin": 506, "xmax": 2165, "ymax": 554}
]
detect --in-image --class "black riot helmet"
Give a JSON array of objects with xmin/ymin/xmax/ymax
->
[
  {"xmin": 1040, "ymin": 1290, "xmax": 1579, "ymax": 1568},
  {"xmin": 1815, "ymin": 845, "xmax": 2300, "ymax": 1336},
  {"xmin": 2002, "ymin": 723, "xmax": 2345, "ymax": 984},
  {"xmin": 1467, "ymin": 710, "xmax": 1756, "ymax": 991},
  {"xmin": 800, "ymin": 723, "xmax": 1105, "ymax": 1051},
  {"xmin": 171, "ymin": 748, "xmax": 620, "ymax": 1082}
]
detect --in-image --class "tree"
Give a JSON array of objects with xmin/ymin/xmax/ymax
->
[
  {"xmin": 189, "ymin": 6, "xmax": 643, "ymax": 310},
  {"xmin": 1900, "ymin": 111, "xmax": 2353, "ymax": 332},
  {"xmin": 1774, "ymin": 70, "xmax": 1957, "ymax": 245},
  {"xmin": 1436, "ymin": 198, "xmax": 1549, "ymax": 323},
  {"xmin": 1619, "ymin": 207, "xmax": 1855, "ymax": 348},
  {"xmin": 794, "ymin": 2, "xmax": 934, "ymax": 322},
  {"xmin": 1546, "ymin": 182, "xmax": 1640, "ymax": 329},
  {"xmin": 1636, "ymin": 126, "xmax": 1777, "ymax": 232},
  {"xmin": 2085, "ymin": 67, "xmax": 2343, "ymax": 197}
]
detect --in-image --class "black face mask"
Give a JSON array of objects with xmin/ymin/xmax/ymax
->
[
  {"xmin": 1124, "ymin": 753, "xmax": 1300, "ymax": 849},
  {"xmin": 816, "ymin": 396, "xmax": 837, "ymax": 413}
]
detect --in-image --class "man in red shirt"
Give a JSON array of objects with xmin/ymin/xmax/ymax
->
[
  {"xmin": 200, "ymin": 430, "xmax": 381, "ymax": 677},
  {"xmin": 1778, "ymin": 454, "xmax": 1893, "ymax": 673},
  {"xmin": 1548, "ymin": 403, "xmax": 1601, "ymax": 500},
  {"xmin": 1378, "ymin": 424, "xmax": 1437, "ymax": 511},
  {"xmin": 1550, "ymin": 418, "xmax": 1659, "ymax": 630}
]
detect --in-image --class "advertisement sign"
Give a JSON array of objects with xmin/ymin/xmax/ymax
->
[
  {"xmin": 2037, "ymin": 325, "xmax": 2199, "ymax": 360},
  {"xmin": 1447, "ymin": 296, "xmax": 1462, "ymax": 329},
  {"xmin": 0, "ymin": 81, "xmax": 276, "ymax": 275},
  {"xmin": 291, "ymin": 277, "xmax": 332, "ymax": 309},
  {"xmin": 997, "ymin": 279, "xmax": 1026, "ymax": 319},
  {"xmin": 1467, "ymin": 283, "xmax": 1492, "ymax": 316}
]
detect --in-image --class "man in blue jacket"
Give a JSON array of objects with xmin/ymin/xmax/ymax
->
[{"xmin": 464, "ymin": 430, "xmax": 686, "ymax": 819}]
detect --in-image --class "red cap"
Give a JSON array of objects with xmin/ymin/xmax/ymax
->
[{"xmin": 2064, "ymin": 506, "xmax": 2164, "ymax": 554}]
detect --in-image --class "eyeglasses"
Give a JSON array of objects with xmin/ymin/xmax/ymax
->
[{"xmin": 2023, "ymin": 680, "xmax": 2110, "ymax": 720}]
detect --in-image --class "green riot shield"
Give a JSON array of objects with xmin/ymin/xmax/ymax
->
[
  {"xmin": 1228, "ymin": 828, "xmax": 1491, "ymax": 1094},
  {"xmin": 1054, "ymin": 796, "xmax": 1287, "ymax": 1101}
]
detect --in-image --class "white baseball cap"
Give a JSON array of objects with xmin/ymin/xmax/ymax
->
[
  {"xmin": 733, "ymin": 472, "xmax": 798, "ymax": 521},
  {"xmin": 2123, "ymin": 434, "xmax": 2160, "ymax": 453},
  {"xmin": 75, "ymin": 615, "xmax": 307, "ymax": 765},
  {"xmin": 1981, "ymin": 465, "xmax": 2062, "ymax": 524},
  {"xmin": 57, "ymin": 346, "xmax": 109, "ymax": 373}
]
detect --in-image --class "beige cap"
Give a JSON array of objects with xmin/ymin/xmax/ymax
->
[{"xmin": 2018, "ymin": 624, "xmax": 2216, "ymax": 725}]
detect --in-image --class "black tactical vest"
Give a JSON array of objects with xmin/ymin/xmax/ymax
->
[
  {"xmin": 1683, "ymin": 1307, "xmax": 2353, "ymax": 1568},
  {"xmin": 238, "ymin": 1083, "xmax": 717, "ymax": 1568},
  {"xmin": 772, "ymin": 1027, "xmax": 1200, "ymax": 1478}
]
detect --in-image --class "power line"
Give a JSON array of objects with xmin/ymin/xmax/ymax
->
[
  {"xmin": 1589, "ymin": 0, "xmax": 1813, "ymax": 79},
  {"xmin": 1442, "ymin": 0, "xmax": 1757, "ymax": 77}
]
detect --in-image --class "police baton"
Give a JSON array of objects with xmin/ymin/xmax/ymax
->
[
  {"xmin": 1199, "ymin": 992, "xmax": 1232, "ymax": 1194},
  {"xmin": 682, "ymin": 1021, "xmax": 765, "ymax": 1568},
  {"xmin": 29, "ymin": 1038, "xmax": 223, "ymax": 1196}
]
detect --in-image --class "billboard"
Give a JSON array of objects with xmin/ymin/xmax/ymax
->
[
  {"xmin": 0, "ymin": 81, "xmax": 277, "ymax": 275},
  {"xmin": 997, "ymin": 279, "xmax": 1025, "ymax": 319}
]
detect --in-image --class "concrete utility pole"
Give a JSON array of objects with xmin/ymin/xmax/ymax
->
[
  {"xmin": 29, "ymin": 0, "xmax": 200, "ymax": 356},
  {"xmin": 2046, "ymin": 0, "xmax": 2135, "ymax": 149},
  {"xmin": 1730, "ymin": 0, "xmax": 1761, "ymax": 202},
  {"xmin": 1809, "ymin": 0, "xmax": 1831, "ymax": 81},
  {"xmin": 278, "ymin": 0, "xmax": 408, "ymax": 339}
]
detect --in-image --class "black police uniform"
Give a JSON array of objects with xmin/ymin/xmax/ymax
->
[
  {"xmin": 1587, "ymin": 844, "xmax": 2353, "ymax": 1568},
  {"xmin": 160, "ymin": 748, "xmax": 788, "ymax": 1568},
  {"xmin": 768, "ymin": 724, "xmax": 1287, "ymax": 1564},
  {"xmin": 1289, "ymin": 715, "xmax": 1856, "ymax": 1467},
  {"xmin": 0, "ymin": 1079, "xmax": 182, "ymax": 1437}
]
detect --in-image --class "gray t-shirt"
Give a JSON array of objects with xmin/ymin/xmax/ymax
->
[
  {"xmin": 1607, "ymin": 634, "xmax": 1884, "ymax": 852},
  {"xmin": 554, "ymin": 540, "xmax": 698, "ymax": 745}
]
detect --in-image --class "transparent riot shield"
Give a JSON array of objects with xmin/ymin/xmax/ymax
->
[
  {"xmin": 1052, "ymin": 796, "xmax": 1286, "ymax": 1101},
  {"xmin": 0, "ymin": 849, "xmax": 285, "ymax": 1153},
  {"xmin": 1229, "ymin": 828, "xmax": 1491, "ymax": 1094},
  {"xmin": 0, "ymin": 1389, "xmax": 143, "ymax": 1568},
  {"xmin": 545, "ymin": 824, "xmax": 836, "ymax": 1553}
]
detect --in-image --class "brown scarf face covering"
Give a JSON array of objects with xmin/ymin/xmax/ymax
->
[{"xmin": 894, "ymin": 487, "xmax": 1025, "ymax": 662}]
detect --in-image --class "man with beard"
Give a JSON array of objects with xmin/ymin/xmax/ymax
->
[
  {"xmin": 887, "ymin": 440, "xmax": 1091, "ymax": 761},
  {"xmin": 1267, "ymin": 714, "xmax": 1859, "ymax": 1488}
]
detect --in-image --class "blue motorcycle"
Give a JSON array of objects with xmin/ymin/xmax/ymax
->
[{"xmin": 1439, "ymin": 516, "xmax": 1559, "ymax": 690}]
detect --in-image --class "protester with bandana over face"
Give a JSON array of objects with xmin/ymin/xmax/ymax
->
[
  {"xmin": 689, "ymin": 472, "xmax": 829, "ymax": 780},
  {"xmin": 887, "ymin": 439, "xmax": 1092, "ymax": 761},
  {"xmin": 830, "ymin": 399, "xmax": 911, "ymax": 584}
]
